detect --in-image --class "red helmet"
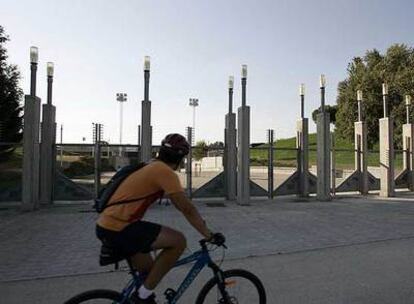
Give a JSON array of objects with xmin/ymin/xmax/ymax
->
[{"xmin": 161, "ymin": 133, "xmax": 190, "ymax": 156}]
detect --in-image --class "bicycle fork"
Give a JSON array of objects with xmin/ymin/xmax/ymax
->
[{"xmin": 209, "ymin": 263, "xmax": 233, "ymax": 304}]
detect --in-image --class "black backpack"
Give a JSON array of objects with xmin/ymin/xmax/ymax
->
[{"xmin": 94, "ymin": 162, "xmax": 147, "ymax": 213}]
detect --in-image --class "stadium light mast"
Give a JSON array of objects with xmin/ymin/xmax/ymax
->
[
  {"xmin": 189, "ymin": 98, "xmax": 199, "ymax": 145},
  {"xmin": 116, "ymin": 93, "xmax": 128, "ymax": 145}
]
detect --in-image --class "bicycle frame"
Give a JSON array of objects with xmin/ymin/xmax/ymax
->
[{"xmin": 118, "ymin": 245, "xmax": 219, "ymax": 304}]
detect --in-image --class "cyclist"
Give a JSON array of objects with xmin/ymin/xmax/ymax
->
[{"xmin": 96, "ymin": 133, "xmax": 223, "ymax": 304}]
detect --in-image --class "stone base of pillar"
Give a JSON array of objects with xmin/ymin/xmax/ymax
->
[
  {"xmin": 354, "ymin": 121, "xmax": 369, "ymax": 194},
  {"xmin": 40, "ymin": 104, "xmax": 56, "ymax": 204},
  {"xmin": 297, "ymin": 118, "xmax": 309, "ymax": 197},
  {"xmin": 186, "ymin": 127, "xmax": 193, "ymax": 198},
  {"xmin": 225, "ymin": 113, "xmax": 237, "ymax": 201},
  {"xmin": 316, "ymin": 112, "xmax": 331, "ymax": 201},
  {"xmin": 237, "ymin": 106, "xmax": 250, "ymax": 205},
  {"xmin": 141, "ymin": 100, "xmax": 152, "ymax": 162},
  {"xmin": 379, "ymin": 118, "xmax": 395, "ymax": 197},
  {"xmin": 22, "ymin": 95, "xmax": 41, "ymax": 211},
  {"xmin": 402, "ymin": 124, "xmax": 414, "ymax": 191}
]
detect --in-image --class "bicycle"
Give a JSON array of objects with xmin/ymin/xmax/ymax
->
[{"xmin": 64, "ymin": 238, "xmax": 266, "ymax": 303}]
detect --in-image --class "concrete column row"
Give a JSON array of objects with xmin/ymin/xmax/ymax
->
[{"xmin": 22, "ymin": 52, "xmax": 57, "ymax": 210}]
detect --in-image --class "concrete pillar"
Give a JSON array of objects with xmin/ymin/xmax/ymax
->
[
  {"xmin": 186, "ymin": 127, "xmax": 193, "ymax": 198},
  {"xmin": 39, "ymin": 104, "xmax": 56, "ymax": 204},
  {"xmin": 225, "ymin": 113, "xmax": 237, "ymax": 200},
  {"xmin": 402, "ymin": 124, "xmax": 414, "ymax": 191},
  {"xmin": 268, "ymin": 129, "xmax": 274, "ymax": 199},
  {"xmin": 94, "ymin": 142, "xmax": 102, "ymax": 198},
  {"xmin": 296, "ymin": 118, "xmax": 309, "ymax": 197},
  {"xmin": 331, "ymin": 133, "xmax": 336, "ymax": 196},
  {"xmin": 379, "ymin": 118, "xmax": 395, "ymax": 197},
  {"xmin": 237, "ymin": 106, "xmax": 250, "ymax": 205},
  {"xmin": 140, "ymin": 100, "xmax": 152, "ymax": 162},
  {"xmin": 22, "ymin": 95, "xmax": 41, "ymax": 211},
  {"xmin": 354, "ymin": 121, "xmax": 369, "ymax": 194},
  {"xmin": 316, "ymin": 112, "xmax": 331, "ymax": 201}
]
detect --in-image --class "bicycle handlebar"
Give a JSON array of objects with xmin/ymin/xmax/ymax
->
[{"xmin": 199, "ymin": 235, "xmax": 227, "ymax": 249}]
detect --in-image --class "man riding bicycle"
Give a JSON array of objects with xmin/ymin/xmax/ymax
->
[{"xmin": 96, "ymin": 133, "xmax": 224, "ymax": 304}]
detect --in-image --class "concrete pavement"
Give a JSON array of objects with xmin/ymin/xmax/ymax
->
[{"xmin": 1, "ymin": 194, "xmax": 414, "ymax": 303}]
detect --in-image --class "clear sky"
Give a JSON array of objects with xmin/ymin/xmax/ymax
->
[{"xmin": 2, "ymin": 0, "xmax": 413, "ymax": 144}]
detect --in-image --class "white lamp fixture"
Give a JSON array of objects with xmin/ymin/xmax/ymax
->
[
  {"xmin": 406, "ymin": 95, "xmax": 412, "ymax": 106},
  {"xmin": 299, "ymin": 83, "xmax": 305, "ymax": 96},
  {"xmin": 47, "ymin": 62, "xmax": 54, "ymax": 77},
  {"xmin": 320, "ymin": 74, "xmax": 326, "ymax": 88},
  {"xmin": 30, "ymin": 46, "xmax": 38, "ymax": 63},
  {"xmin": 241, "ymin": 64, "xmax": 248, "ymax": 78},
  {"xmin": 229, "ymin": 76, "xmax": 234, "ymax": 89},
  {"xmin": 116, "ymin": 93, "xmax": 127, "ymax": 101},
  {"xmin": 189, "ymin": 98, "xmax": 199, "ymax": 107},
  {"xmin": 357, "ymin": 90, "xmax": 363, "ymax": 101},
  {"xmin": 144, "ymin": 56, "xmax": 151, "ymax": 71},
  {"xmin": 382, "ymin": 83, "xmax": 388, "ymax": 95}
]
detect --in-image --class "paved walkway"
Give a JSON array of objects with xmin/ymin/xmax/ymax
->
[{"xmin": 1, "ymin": 194, "xmax": 414, "ymax": 303}]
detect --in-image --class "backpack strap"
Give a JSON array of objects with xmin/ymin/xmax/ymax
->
[{"xmin": 101, "ymin": 191, "xmax": 162, "ymax": 211}]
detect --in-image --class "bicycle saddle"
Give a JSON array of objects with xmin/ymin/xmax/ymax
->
[{"xmin": 99, "ymin": 244, "xmax": 124, "ymax": 266}]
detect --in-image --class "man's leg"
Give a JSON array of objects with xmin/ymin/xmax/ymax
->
[
  {"xmin": 142, "ymin": 226, "xmax": 186, "ymax": 290},
  {"xmin": 130, "ymin": 253, "xmax": 154, "ymax": 273}
]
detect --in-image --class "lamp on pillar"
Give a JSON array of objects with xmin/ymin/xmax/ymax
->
[
  {"xmin": 357, "ymin": 90, "xmax": 363, "ymax": 122},
  {"xmin": 22, "ymin": 46, "xmax": 42, "ymax": 210},
  {"xmin": 39, "ymin": 61, "xmax": 57, "ymax": 205},
  {"xmin": 144, "ymin": 56, "xmax": 150, "ymax": 100},
  {"xmin": 379, "ymin": 82, "xmax": 394, "ymax": 197},
  {"xmin": 228, "ymin": 76, "xmax": 234, "ymax": 114},
  {"xmin": 140, "ymin": 55, "xmax": 152, "ymax": 162},
  {"xmin": 382, "ymin": 83, "xmax": 388, "ymax": 118},
  {"xmin": 225, "ymin": 75, "xmax": 237, "ymax": 201},
  {"xmin": 30, "ymin": 46, "xmax": 38, "ymax": 97},
  {"xmin": 403, "ymin": 94, "xmax": 414, "ymax": 191},
  {"xmin": 241, "ymin": 65, "xmax": 247, "ymax": 107},
  {"xmin": 297, "ymin": 83, "xmax": 309, "ymax": 197},
  {"xmin": 299, "ymin": 83, "xmax": 305, "ymax": 118},
  {"xmin": 406, "ymin": 95, "xmax": 411, "ymax": 124},
  {"xmin": 237, "ymin": 64, "xmax": 250, "ymax": 205},
  {"xmin": 46, "ymin": 62, "xmax": 54, "ymax": 105},
  {"xmin": 354, "ymin": 89, "xmax": 369, "ymax": 194},
  {"xmin": 316, "ymin": 73, "xmax": 331, "ymax": 200},
  {"xmin": 320, "ymin": 74, "xmax": 326, "ymax": 113}
]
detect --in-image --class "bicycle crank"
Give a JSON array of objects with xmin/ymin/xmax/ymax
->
[{"xmin": 219, "ymin": 296, "xmax": 238, "ymax": 304}]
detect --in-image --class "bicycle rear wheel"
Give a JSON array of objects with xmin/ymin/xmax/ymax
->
[
  {"xmin": 196, "ymin": 269, "xmax": 266, "ymax": 304},
  {"xmin": 64, "ymin": 289, "xmax": 128, "ymax": 304}
]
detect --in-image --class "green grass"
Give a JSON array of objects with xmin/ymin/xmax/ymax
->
[
  {"xmin": 0, "ymin": 146, "xmax": 23, "ymax": 170},
  {"xmin": 0, "ymin": 170, "xmax": 21, "ymax": 191},
  {"xmin": 251, "ymin": 133, "xmax": 403, "ymax": 170}
]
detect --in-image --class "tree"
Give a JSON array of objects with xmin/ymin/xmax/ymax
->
[
  {"xmin": 335, "ymin": 44, "xmax": 414, "ymax": 148},
  {"xmin": 208, "ymin": 141, "xmax": 224, "ymax": 149},
  {"xmin": 192, "ymin": 140, "xmax": 208, "ymax": 160},
  {"xmin": 311, "ymin": 105, "xmax": 338, "ymax": 125},
  {"xmin": 0, "ymin": 25, "xmax": 23, "ymax": 161}
]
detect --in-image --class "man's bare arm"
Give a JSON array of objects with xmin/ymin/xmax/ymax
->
[{"xmin": 168, "ymin": 192, "xmax": 212, "ymax": 239}]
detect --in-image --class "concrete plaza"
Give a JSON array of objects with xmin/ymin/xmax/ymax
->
[{"xmin": 1, "ymin": 194, "xmax": 414, "ymax": 303}]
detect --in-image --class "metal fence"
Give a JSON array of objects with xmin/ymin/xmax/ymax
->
[
  {"xmin": 1, "ymin": 140, "xmax": 411, "ymax": 203},
  {"xmin": 0, "ymin": 142, "xmax": 23, "ymax": 202}
]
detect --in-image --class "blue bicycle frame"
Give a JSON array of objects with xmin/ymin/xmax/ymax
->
[{"xmin": 118, "ymin": 243, "xmax": 216, "ymax": 304}]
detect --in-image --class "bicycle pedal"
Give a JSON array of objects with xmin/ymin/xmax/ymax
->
[{"xmin": 164, "ymin": 288, "xmax": 176, "ymax": 301}]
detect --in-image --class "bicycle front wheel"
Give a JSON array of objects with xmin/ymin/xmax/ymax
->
[
  {"xmin": 64, "ymin": 289, "xmax": 128, "ymax": 304},
  {"xmin": 196, "ymin": 269, "xmax": 266, "ymax": 304}
]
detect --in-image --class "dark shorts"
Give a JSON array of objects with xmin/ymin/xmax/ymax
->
[{"xmin": 96, "ymin": 221, "xmax": 162, "ymax": 256}]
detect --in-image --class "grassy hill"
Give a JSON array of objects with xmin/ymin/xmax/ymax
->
[{"xmin": 250, "ymin": 133, "xmax": 401, "ymax": 170}]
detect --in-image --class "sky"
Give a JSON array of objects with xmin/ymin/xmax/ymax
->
[{"xmin": 1, "ymin": 0, "xmax": 414, "ymax": 144}]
